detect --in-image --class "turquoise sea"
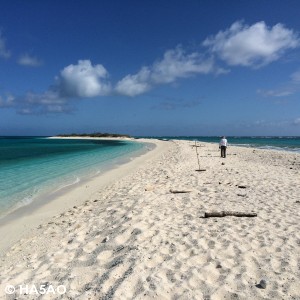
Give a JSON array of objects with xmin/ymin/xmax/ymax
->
[{"xmin": 0, "ymin": 137, "xmax": 146, "ymax": 218}]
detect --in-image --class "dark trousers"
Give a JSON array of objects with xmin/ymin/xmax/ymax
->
[{"xmin": 221, "ymin": 146, "xmax": 226, "ymax": 158}]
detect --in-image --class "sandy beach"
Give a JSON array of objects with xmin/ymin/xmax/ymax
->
[{"xmin": 0, "ymin": 139, "xmax": 299, "ymax": 299}]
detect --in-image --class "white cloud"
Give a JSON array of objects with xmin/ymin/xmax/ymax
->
[
  {"xmin": 151, "ymin": 48, "xmax": 215, "ymax": 83},
  {"xmin": 293, "ymin": 118, "xmax": 300, "ymax": 125},
  {"xmin": 257, "ymin": 88, "xmax": 294, "ymax": 98},
  {"xmin": 25, "ymin": 90, "xmax": 65, "ymax": 105},
  {"xmin": 13, "ymin": 90, "xmax": 71, "ymax": 115},
  {"xmin": 0, "ymin": 32, "xmax": 11, "ymax": 59},
  {"xmin": 203, "ymin": 21, "xmax": 299, "ymax": 67},
  {"xmin": 59, "ymin": 60, "xmax": 111, "ymax": 98},
  {"xmin": 116, "ymin": 47, "xmax": 216, "ymax": 96},
  {"xmin": 115, "ymin": 67, "xmax": 151, "ymax": 96},
  {"xmin": 18, "ymin": 54, "xmax": 42, "ymax": 67},
  {"xmin": 20, "ymin": 58, "xmax": 113, "ymax": 113}
]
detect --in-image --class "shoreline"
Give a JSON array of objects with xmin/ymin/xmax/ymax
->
[
  {"xmin": 0, "ymin": 138, "xmax": 170, "ymax": 255},
  {"xmin": 0, "ymin": 139, "xmax": 299, "ymax": 299}
]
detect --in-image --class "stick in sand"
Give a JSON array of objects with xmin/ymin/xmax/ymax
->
[
  {"xmin": 204, "ymin": 211, "xmax": 257, "ymax": 218},
  {"xmin": 170, "ymin": 189, "xmax": 192, "ymax": 194},
  {"xmin": 195, "ymin": 141, "xmax": 206, "ymax": 172}
]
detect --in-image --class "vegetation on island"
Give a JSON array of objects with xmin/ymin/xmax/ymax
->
[{"xmin": 57, "ymin": 132, "xmax": 131, "ymax": 138}]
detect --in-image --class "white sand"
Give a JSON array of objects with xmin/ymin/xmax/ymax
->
[{"xmin": 0, "ymin": 139, "xmax": 299, "ymax": 299}]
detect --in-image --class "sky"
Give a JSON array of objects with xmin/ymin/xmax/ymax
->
[{"xmin": 0, "ymin": 0, "xmax": 300, "ymax": 136}]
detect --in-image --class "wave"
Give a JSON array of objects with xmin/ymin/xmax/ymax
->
[
  {"xmin": 257, "ymin": 146, "xmax": 300, "ymax": 153},
  {"xmin": 0, "ymin": 192, "xmax": 35, "ymax": 219},
  {"xmin": 51, "ymin": 176, "xmax": 81, "ymax": 194}
]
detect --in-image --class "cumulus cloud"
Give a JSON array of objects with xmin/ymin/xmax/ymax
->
[
  {"xmin": 151, "ymin": 48, "xmax": 215, "ymax": 83},
  {"xmin": 18, "ymin": 54, "xmax": 43, "ymax": 67},
  {"xmin": 116, "ymin": 47, "xmax": 217, "ymax": 96},
  {"xmin": 115, "ymin": 67, "xmax": 151, "ymax": 97},
  {"xmin": 58, "ymin": 60, "xmax": 111, "ymax": 98},
  {"xmin": 203, "ymin": 21, "xmax": 299, "ymax": 67},
  {"xmin": 0, "ymin": 32, "xmax": 11, "ymax": 59}
]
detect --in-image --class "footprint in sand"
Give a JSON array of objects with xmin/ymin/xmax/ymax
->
[{"xmin": 97, "ymin": 250, "xmax": 113, "ymax": 265}]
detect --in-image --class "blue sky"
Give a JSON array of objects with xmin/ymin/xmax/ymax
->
[{"xmin": 0, "ymin": 0, "xmax": 300, "ymax": 136}]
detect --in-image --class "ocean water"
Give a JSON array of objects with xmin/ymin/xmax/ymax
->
[
  {"xmin": 143, "ymin": 136, "xmax": 300, "ymax": 152},
  {"xmin": 0, "ymin": 137, "xmax": 146, "ymax": 218}
]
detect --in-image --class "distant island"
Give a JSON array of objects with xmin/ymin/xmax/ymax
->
[{"xmin": 57, "ymin": 132, "xmax": 132, "ymax": 138}]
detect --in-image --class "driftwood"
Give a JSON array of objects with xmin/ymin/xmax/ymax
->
[
  {"xmin": 170, "ymin": 189, "xmax": 192, "ymax": 194},
  {"xmin": 204, "ymin": 211, "xmax": 257, "ymax": 218},
  {"xmin": 238, "ymin": 185, "xmax": 247, "ymax": 189}
]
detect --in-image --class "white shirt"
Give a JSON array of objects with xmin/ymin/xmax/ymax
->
[{"xmin": 219, "ymin": 138, "xmax": 228, "ymax": 147}]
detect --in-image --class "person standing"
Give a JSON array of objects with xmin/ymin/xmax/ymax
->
[{"xmin": 219, "ymin": 136, "xmax": 228, "ymax": 158}]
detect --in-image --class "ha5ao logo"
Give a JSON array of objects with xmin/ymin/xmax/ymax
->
[{"xmin": 5, "ymin": 284, "xmax": 66, "ymax": 295}]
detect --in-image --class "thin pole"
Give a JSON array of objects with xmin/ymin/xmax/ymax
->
[{"xmin": 195, "ymin": 141, "xmax": 201, "ymax": 170}]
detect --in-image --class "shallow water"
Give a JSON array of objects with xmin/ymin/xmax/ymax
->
[{"xmin": 0, "ymin": 137, "xmax": 145, "ymax": 218}]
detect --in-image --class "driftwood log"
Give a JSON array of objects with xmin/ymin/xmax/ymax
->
[
  {"xmin": 170, "ymin": 189, "xmax": 192, "ymax": 194},
  {"xmin": 204, "ymin": 211, "xmax": 257, "ymax": 218},
  {"xmin": 238, "ymin": 185, "xmax": 247, "ymax": 189}
]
